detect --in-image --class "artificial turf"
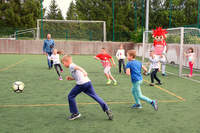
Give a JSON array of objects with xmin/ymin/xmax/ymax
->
[{"xmin": 0, "ymin": 54, "xmax": 200, "ymax": 133}]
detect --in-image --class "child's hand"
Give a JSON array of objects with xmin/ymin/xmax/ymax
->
[
  {"xmin": 113, "ymin": 63, "xmax": 116, "ymax": 67},
  {"xmin": 83, "ymin": 72, "xmax": 87, "ymax": 77},
  {"xmin": 66, "ymin": 76, "xmax": 73, "ymax": 80}
]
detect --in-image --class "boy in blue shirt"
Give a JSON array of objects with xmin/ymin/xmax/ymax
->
[{"xmin": 126, "ymin": 50, "xmax": 158, "ymax": 110}]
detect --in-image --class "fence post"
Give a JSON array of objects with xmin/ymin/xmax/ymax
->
[
  {"xmin": 66, "ymin": 31, "xmax": 68, "ymax": 40},
  {"xmin": 179, "ymin": 27, "xmax": 184, "ymax": 77}
]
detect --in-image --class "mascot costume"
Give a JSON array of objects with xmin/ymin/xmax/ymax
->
[{"xmin": 151, "ymin": 27, "xmax": 168, "ymax": 76}]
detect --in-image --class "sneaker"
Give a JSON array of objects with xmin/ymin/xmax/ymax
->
[
  {"xmin": 59, "ymin": 76, "xmax": 63, "ymax": 80},
  {"xmin": 149, "ymin": 83, "xmax": 154, "ymax": 86},
  {"xmin": 155, "ymin": 82, "xmax": 162, "ymax": 85},
  {"xmin": 105, "ymin": 110, "xmax": 113, "ymax": 120},
  {"xmin": 131, "ymin": 104, "xmax": 142, "ymax": 109},
  {"xmin": 162, "ymin": 73, "xmax": 167, "ymax": 76},
  {"xmin": 68, "ymin": 113, "xmax": 81, "ymax": 120},
  {"xmin": 113, "ymin": 81, "xmax": 117, "ymax": 86},
  {"xmin": 151, "ymin": 100, "xmax": 158, "ymax": 111},
  {"xmin": 106, "ymin": 80, "xmax": 112, "ymax": 85}
]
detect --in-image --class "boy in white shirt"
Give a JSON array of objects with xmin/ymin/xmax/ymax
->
[
  {"xmin": 50, "ymin": 49, "xmax": 63, "ymax": 80},
  {"xmin": 116, "ymin": 45, "xmax": 126, "ymax": 74},
  {"xmin": 149, "ymin": 51, "xmax": 162, "ymax": 86},
  {"xmin": 62, "ymin": 55, "xmax": 113, "ymax": 120}
]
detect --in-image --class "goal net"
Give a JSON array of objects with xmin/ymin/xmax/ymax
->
[
  {"xmin": 37, "ymin": 19, "xmax": 106, "ymax": 41},
  {"xmin": 142, "ymin": 27, "xmax": 200, "ymax": 78}
]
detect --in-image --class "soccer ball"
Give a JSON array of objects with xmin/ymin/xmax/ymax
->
[{"xmin": 12, "ymin": 81, "xmax": 24, "ymax": 93}]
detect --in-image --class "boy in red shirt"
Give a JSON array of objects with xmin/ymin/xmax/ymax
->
[{"xmin": 94, "ymin": 48, "xmax": 117, "ymax": 85}]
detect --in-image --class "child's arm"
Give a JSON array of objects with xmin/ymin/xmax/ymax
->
[
  {"xmin": 94, "ymin": 56, "xmax": 100, "ymax": 60},
  {"xmin": 116, "ymin": 50, "xmax": 119, "ymax": 60},
  {"xmin": 66, "ymin": 76, "xmax": 75, "ymax": 80},
  {"xmin": 126, "ymin": 68, "xmax": 131, "ymax": 76},
  {"xmin": 142, "ymin": 65, "xmax": 147, "ymax": 73},
  {"xmin": 111, "ymin": 57, "xmax": 116, "ymax": 66},
  {"xmin": 74, "ymin": 65, "xmax": 88, "ymax": 76}
]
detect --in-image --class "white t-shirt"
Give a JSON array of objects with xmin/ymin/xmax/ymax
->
[
  {"xmin": 188, "ymin": 53, "xmax": 195, "ymax": 62},
  {"xmin": 69, "ymin": 63, "xmax": 90, "ymax": 85},
  {"xmin": 50, "ymin": 54, "xmax": 60, "ymax": 64},
  {"xmin": 116, "ymin": 49, "xmax": 126, "ymax": 60},
  {"xmin": 149, "ymin": 55, "xmax": 160, "ymax": 69}
]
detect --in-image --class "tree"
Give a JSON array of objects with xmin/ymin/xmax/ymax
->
[
  {"xmin": 66, "ymin": 1, "xmax": 77, "ymax": 20},
  {"xmin": 46, "ymin": 0, "xmax": 63, "ymax": 20}
]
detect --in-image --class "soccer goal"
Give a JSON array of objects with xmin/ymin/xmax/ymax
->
[
  {"xmin": 142, "ymin": 27, "xmax": 200, "ymax": 77},
  {"xmin": 36, "ymin": 19, "xmax": 106, "ymax": 41}
]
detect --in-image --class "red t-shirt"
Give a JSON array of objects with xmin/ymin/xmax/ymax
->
[
  {"xmin": 153, "ymin": 40, "xmax": 167, "ymax": 55},
  {"xmin": 96, "ymin": 53, "xmax": 112, "ymax": 67}
]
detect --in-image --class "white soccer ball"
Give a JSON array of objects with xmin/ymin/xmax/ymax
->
[{"xmin": 13, "ymin": 81, "xmax": 24, "ymax": 92}]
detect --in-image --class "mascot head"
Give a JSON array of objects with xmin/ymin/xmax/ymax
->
[{"xmin": 152, "ymin": 27, "xmax": 168, "ymax": 41}]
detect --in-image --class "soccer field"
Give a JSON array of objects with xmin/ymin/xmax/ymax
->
[{"xmin": 0, "ymin": 54, "xmax": 200, "ymax": 133}]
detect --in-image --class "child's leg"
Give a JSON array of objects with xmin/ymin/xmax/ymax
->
[
  {"xmin": 154, "ymin": 69, "xmax": 161, "ymax": 83},
  {"xmin": 162, "ymin": 63, "xmax": 166, "ymax": 74},
  {"xmin": 189, "ymin": 62, "xmax": 193, "ymax": 76},
  {"xmin": 135, "ymin": 81, "xmax": 153, "ymax": 104},
  {"xmin": 132, "ymin": 83, "xmax": 141, "ymax": 105},
  {"xmin": 68, "ymin": 85, "xmax": 83, "ymax": 114},
  {"xmin": 104, "ymin": 67, "xmax": 111, "ymax": 80},
  {"xmin": 54, "ymin": 64, "xmax": 61, "ymax": 77},
  {"xmin": 122, "ymin": 59, "xmax": 126, "ymax": 73},
  {"xmin": 150, "ymin": 70, "xmax": 155, "ymax": 83},
  {"xmin": 83, "ymin": 82, "xmax": 109, "ymax": 112},
  {"xmin": 108, "ymin": 71, "xmax": 117, "ymax": 82},
  {"xmin": 118, "ymin": 59, "xmax": 122, "ymax": 73},
  {"xmin": 58, "ymin": 64, "xmax": 63, "ymax": 71}
]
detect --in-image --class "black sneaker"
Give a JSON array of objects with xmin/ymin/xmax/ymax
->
[
  {"xmin": 149, "ymin": 83, "xmax": 154, "ymax": 86},
  {"xmin": 68, "ymin": 113, "xmax": 81, "ymax": 120},
  {"xmin": 105, "ymin": 110, "xmax": 113, "ymax": 120},
  {"xmin": 156, "ymin": 83, "xmax": 162, "ymax": 85}
]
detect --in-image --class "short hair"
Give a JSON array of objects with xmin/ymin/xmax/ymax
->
[
  {"xmin": 127, "ymin": 50, "xmax": 136, "ymax": 58},
  {"xmin": 101, "ymin": 47, "xmax": 106, "ymax": 50},
  {"xmin": 188, "ymin": 47, "xmax": 194, "ymax": 53},
  {"xmin": 62, "ymin": 55, "xmax": 72, "ymax": 63}
]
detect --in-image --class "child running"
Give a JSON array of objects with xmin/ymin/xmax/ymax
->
[
  {"xmin": 61, "ymin": 55, "xmax": 113, "ymax": 120},
  {"xmin": 49, "ymin": 49, "xmax": 63, "ymax": 80},
  {"xmin": 116, "ymin": 44, "xmax": 126, "ymax": 74},
  {"xmin": 126, "ymin": 50, "xmax": 158, "ymax": 110},
  {"xmin": 184, "ymin": 47, "xmax": 195, "ymax": 77},
  {"xmin": 94, "ymin": 48, "xmax": 117, "ymax": 85},
  {"xmin": 149, "ymin": 50, "xmax": 162, "ymax": 86}
]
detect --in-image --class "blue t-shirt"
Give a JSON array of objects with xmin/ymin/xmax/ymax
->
[
  {"xmin": 126, "ymin": 60, "xmax": 143, "ymax": 83},
  {"xmin": 43, "ymin": 39, "xmax": 55, "ymax": 53}
]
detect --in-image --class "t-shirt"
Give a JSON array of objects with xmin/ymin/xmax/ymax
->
[
  {"xmin": 126, "ymin": 60, "xmax": 143, "ymax": 83},
  {"xmin": 96, "ymin": 53, "xmax": 112, "ymax": 67},
  {"xmin": 69, "ymin": 63, "xmax": 90, "ymax": 85},
  {"xmin": 188, "ymin": 53, "xmax": 195, "ymax": 62},
  {"xmin": 153, "ymin": 40, "xmax": 167, "ymax": 55},
  {"xmin": 116, "ymin": 49, "xmax": 126, "ymax": 59},
  {"xmin": 149, "ymin": 55, "xmax": 160, "ymax": 69},
  {"xmin": 50, "ymin": 54, "xmax": 60, "ymax": 64}
]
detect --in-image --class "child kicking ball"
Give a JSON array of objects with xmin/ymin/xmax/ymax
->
[
  {"xmin": 126, "ymin": 50, "xmax": 158, "ymax": 110},
  {"xmin": 94, "ymin": 48, "xmax": 117, "ymax": 85},
  {"xmin": 62, "ymin": 55, "xmax": 113, "ymax": 120}
]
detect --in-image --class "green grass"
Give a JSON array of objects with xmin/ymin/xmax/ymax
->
[{"xmin": 0, "ymin": 54, "xmax": 200, "ymax": 133}]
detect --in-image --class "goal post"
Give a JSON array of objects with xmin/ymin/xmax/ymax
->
[
  {"xmin": 36, "ymin": 19, "xmax": 106, "ymax": 42},
  {"xmin": 142, "ymin": 27, "xmax": 200, "ymax": 77}
]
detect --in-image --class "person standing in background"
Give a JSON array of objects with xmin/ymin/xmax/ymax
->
[
  {"xmin": 116, "ymin": 44, "xmax": 126, "ymax": 74},
  {"xmin": 43, "ymin": 34, "xmax": 55, "ymax": 69}
]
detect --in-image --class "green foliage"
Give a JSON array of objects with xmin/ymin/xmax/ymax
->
[{"xmin": 46, "ymin": 0, "xmax": 63, "ymax": 20}]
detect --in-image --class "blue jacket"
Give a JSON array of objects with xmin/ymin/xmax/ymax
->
[{"xmin": 43, "ymin": 39, "xmax": 55, "ymax": 53}]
